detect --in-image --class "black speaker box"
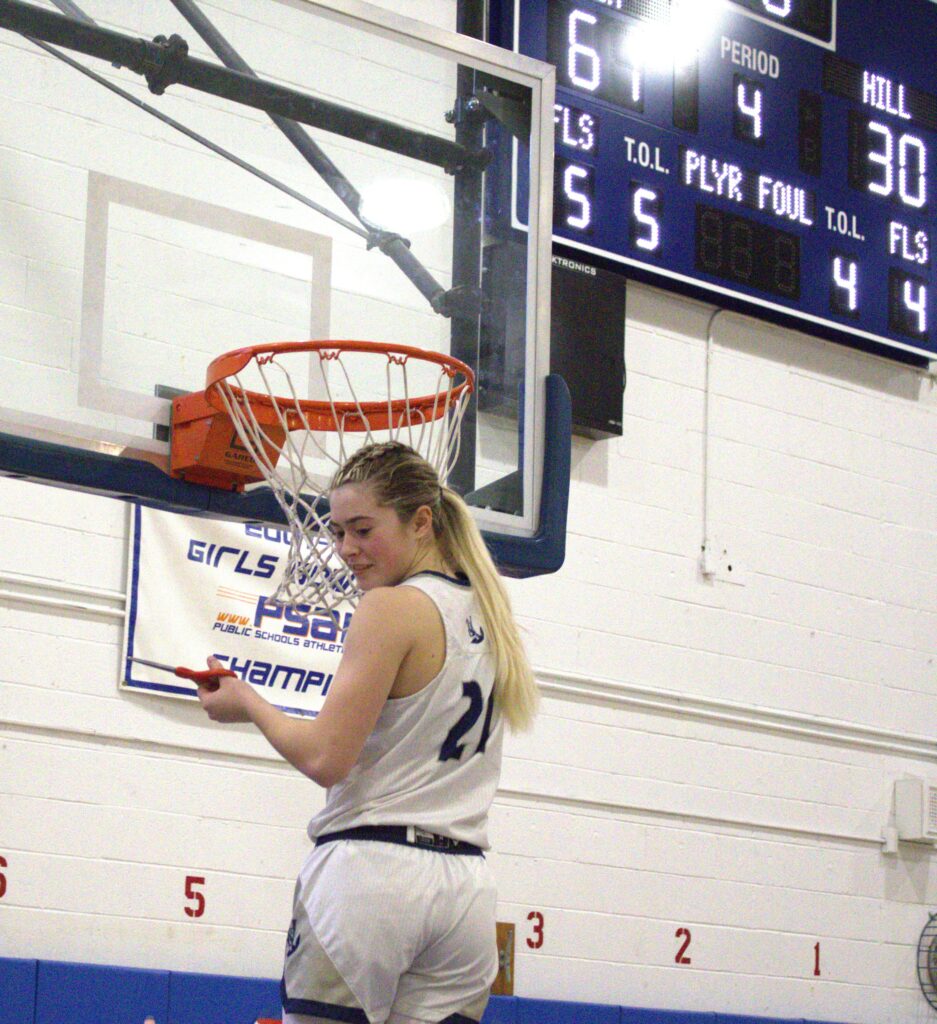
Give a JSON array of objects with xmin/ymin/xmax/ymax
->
[
  {"xmin": 550, "ymin": 254, "xmax": 626, "ymax": 439},
  {"xmin": 478, "ymin": 243, "xmax": 626, "ymax": 440}
]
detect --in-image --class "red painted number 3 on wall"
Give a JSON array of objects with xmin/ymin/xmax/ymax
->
[
  {"xmin": 0, "ymin": 855, "xmax": 7, "ymax": 899},
  {"xmin": 526, "ymin": 910, "xmax": 544, "ymax": 949}
]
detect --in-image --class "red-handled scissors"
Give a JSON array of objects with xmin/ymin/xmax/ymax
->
[{"xmin": 128, "ymin": 657, "xmax": 236, "ymax": 687}]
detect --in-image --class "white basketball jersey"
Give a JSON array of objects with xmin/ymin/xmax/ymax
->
[{"xmin": 307, "ymin": 571, "xmax": 503, "ymax": 850}]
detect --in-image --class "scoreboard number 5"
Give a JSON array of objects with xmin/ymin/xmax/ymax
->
[{"xmin": 630, "ymin": 184, "xmax": 662, "ymax": 253}]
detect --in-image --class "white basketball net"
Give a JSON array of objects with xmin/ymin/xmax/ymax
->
[{"xmin": 211, "ymin": 343, "xmax": 472, "ymax": 618}]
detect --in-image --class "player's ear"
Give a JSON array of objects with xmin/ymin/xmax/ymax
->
[{"xmin": 412, "ymin": 503, "xmax": 434, "ymax": 538}]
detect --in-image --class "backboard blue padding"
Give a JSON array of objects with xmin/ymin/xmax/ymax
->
[
  {"xmin": 35, "ymin": 961, "xmax": 169, "ymax": 1024},
  {"xmin": 517, "ymin": 998, "xmax": 620, "ymax": 1024},
  {"xmin": 483, "ymin": 996, "xmax": 518, "ymax": 1023},
  {"xmin": 483, "ymin": 373, "xmax": 571, "ymax": 577},
  {"xmin": 0, "ymin": 957, "xmax": 37, "ymax": 1024},
  {"xmin": 0, "ymin": 370, "xmax": 569, "ymax": 578},
  {"xmin": 622, "ymin": 1009, "xmax": 717, "ymax": 1023},
  {"xmin": 168, "ymin": 971, "xmax": 280, "ymax": 1024}
]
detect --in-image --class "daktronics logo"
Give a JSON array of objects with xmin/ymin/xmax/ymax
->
[{"xmin": 552, "ymin": 254, "xmax": 597, "ymax": 276}]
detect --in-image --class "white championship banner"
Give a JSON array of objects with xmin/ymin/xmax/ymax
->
[{"xmin": 123, "ymin": 505, "xmax": 354, "ymax": 717}]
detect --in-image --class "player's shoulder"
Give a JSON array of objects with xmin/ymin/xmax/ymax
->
[
  {"xmin": 355, "ymin": 583, "xmax": 438, "ymax": 629},
  {"xmin": 348, "ymin": 586, "xmax": 442, "ymax": 661}
]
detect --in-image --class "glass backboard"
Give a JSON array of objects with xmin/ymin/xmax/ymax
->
[{"xmin": 0, "ymin": 0, "xmax": 567, "ymax": 574}]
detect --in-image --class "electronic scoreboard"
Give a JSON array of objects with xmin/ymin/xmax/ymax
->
[{"xmin": 489, "ymin": 0, "xmax": 937, "ymax": 361}]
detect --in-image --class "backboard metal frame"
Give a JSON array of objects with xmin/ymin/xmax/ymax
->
[{"xmin": 0, "ymin": 0, "xmax": 568, "ymax": 574}]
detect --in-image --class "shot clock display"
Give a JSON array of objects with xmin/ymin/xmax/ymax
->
[{"xmin": 490, "ymin": 0, "xmax": 937, "ymax": 360}]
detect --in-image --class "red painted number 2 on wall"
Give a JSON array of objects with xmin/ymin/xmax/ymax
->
[{"xmin": 675, "ymin": 927, "xmax": 692, "ymax": 964}]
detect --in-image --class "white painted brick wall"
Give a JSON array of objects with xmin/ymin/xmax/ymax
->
[
  {"xmin": 4, "ymin": 278, "xmax": 935, "ymax": 1021},
  {"xmin": 1, "ymin": 2, "xmax": 937, "ymax": 1024},
  {"xmin": 497, "ymin": 283, "xmax": 937, "ymax": 1022}
]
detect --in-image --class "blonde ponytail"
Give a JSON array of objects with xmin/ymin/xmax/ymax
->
[
  {"xmin": 437, "ymin": 488, "xmax": 538, "ymax": 731},
  {"xmin": 331, "ymin": 441, "xmax": 539, "ymax": 731}
]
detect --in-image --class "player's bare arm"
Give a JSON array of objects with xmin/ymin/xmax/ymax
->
[{"xmin": 198, "ymin": 586, "xmax": 425, "ymax": 786}]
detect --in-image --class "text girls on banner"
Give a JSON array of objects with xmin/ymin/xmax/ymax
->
[{"xmin": 123, "ymin": 505, "xmax": 354, "ymax": 717}]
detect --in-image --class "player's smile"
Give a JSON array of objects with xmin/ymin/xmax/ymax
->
[{"xmin": 329, "ymin": 482, "xmax": 428, "ymax": 591}]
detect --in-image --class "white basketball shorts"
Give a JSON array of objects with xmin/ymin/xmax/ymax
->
[{"xmin": 281, "ymin": 838, "xmax": 498, "ymax": 1024}]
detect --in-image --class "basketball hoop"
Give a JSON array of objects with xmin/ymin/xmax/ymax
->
[{"xmin": 170, "ymin": 340, "xmax": 474, "ymax": 616}]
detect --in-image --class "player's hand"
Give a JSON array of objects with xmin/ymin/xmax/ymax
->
[{"xmin": 196, "ymin": 657, "xmax": 254, "ymax": 723}]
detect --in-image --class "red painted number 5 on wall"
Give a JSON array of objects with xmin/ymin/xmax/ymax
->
[{"xmin": 185, "ymin": 875, "xmax": 206, "ymax": 918}]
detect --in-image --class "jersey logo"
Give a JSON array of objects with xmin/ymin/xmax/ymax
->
[
  {"xmin": 467, "ymin": 616, "xmax": 485, "ymax": 644},
  {"xmin": 285, "ymin": 918, "xmax": 301, "ymax": 957}
]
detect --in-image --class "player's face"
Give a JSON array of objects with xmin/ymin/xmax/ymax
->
[{"xmin": 329, "ymin": 483, "xmax": 428, "ymax": 591}]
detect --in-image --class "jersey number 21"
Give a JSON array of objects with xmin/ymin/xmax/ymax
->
[{"xmin": 439, "ymin": 680, "xmax": 495, "ymax": 761}]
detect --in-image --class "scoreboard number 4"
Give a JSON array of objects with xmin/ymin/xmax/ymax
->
[{"xmin": 735, "ymin": 77, "xmax": 765, "ymax": 144}]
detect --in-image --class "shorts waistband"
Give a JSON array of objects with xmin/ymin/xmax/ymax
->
[{"xmin": 314, "ymin": 825, "xmax": 484, "ymax": 856}]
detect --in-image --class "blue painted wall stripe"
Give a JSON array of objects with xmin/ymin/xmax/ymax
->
[{"xmin": 0, "ymin": 957, "xmax": 856, "ymax": 1024}]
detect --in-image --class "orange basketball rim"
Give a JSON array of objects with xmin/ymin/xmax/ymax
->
[{"xmin": 170, "ymin": 339, "xmax": 475, "ymax": 491}]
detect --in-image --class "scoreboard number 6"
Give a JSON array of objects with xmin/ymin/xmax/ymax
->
[{"xmin": 567, "ymin": 10, "xmax": 600, "ymax": 93}]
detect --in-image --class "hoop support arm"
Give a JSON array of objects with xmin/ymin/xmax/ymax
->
[
  {"xmin": 0, "ymin": 0, "xmax": 489, "ymax": 174},
  {"xmin": 166, "ymin": 0, "xmax": 452, "ymax": 314}
]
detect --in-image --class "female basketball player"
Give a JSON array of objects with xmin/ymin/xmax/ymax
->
[{"xmin": 196, "ymin": 440, "xmax": 538, "ymax": 1024}]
